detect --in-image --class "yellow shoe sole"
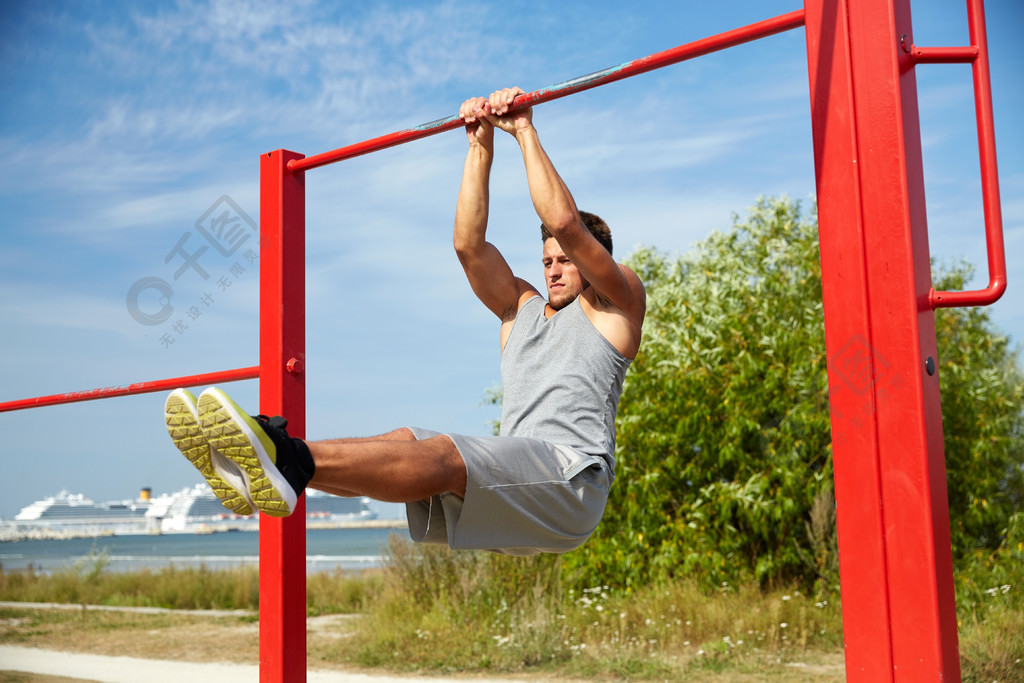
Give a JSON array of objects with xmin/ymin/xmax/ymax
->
[
  {"xmin": 197, "ymin": 387, "xmax": 297, "ymax": 517},
  {"xmin": 165, "ymin": 388, "xmax": 254, "ymax": 516}
]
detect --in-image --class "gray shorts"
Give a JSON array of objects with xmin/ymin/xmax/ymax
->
[{"xmin": 404, "ymin": 428, "xmax": 613, "ymax": 556}]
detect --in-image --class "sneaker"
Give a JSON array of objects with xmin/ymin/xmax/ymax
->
[
  {"xmin": 164, "ymin": 388, "xmax": 255, "ymax": 516},
  {"xmin": 196, "ymin": 387, "xmax": 312, "ymax": 517}
]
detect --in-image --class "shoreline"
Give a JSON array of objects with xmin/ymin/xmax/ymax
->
[{"xmin": 0, "ymin": 518, "xmax": 408, "ymax": 543}]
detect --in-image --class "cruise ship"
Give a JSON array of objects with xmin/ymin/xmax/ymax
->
[
  {"xmin": 13, "ymin": 490, "xmax": 156, "ymax": 534},
  {"xmin": 3, "ymin": 486, "xmax": 377, "ymax": 539}
]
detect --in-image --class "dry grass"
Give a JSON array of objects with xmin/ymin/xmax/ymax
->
[
  {"xmin": 0, "ymin": 607, "xmax": 260, "ymax": 665},
  {"xmin": 298, "ymin": 540, "xmax": 847, "ymax": 680},
  {"xmin": 2, "ymin": 541, "xmax": 1020, "ymax": 681},
  {"xmin": 0, "ymin": 604, "xmax": 845, "ymax": 682}
]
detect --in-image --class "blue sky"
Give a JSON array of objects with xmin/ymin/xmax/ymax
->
[{"xmin": 1, "ymin": 0, "xmax": 1020, "ymax": 520}]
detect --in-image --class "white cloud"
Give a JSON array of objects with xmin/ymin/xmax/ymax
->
[
  {"xmin": 0, "ymin": 280, "xmax": 138, "ymax": 337},
  {"xmin": 99, "ymin": 183, "xmax": 257, "ymax": 232}
]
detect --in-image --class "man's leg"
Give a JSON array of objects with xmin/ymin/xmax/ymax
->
[
  {"xmin": 307, "ymin": 429, "xmax": 468, "ymax": 502},
  {"xmin": 186, "ymin": 387, "xmax": 467, "ymax": 516},
  {"xmin": 309, "ymin": 430, "xmax": 466, "ymax": 502},
  {"xmin": 307, "ymin": 431, "xmax": 412, "ymax": 497}
]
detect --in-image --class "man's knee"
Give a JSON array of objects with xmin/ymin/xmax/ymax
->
[
  {"xmin": 426, "ymin": 434, "xmax": 467, "ymax": 497},
  {"xmin": 387, "ymin": 427, "xmax": 418, "ymax": 441}
]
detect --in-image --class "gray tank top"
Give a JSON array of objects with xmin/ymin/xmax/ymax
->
[{"xmin": 499, "ymin": 295, "xmax": 632, "ymax": 469}]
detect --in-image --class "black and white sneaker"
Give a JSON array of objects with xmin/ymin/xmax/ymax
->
[{"xmin": 196, "ymin": 387, "xmax": 314, "ymax": 518}]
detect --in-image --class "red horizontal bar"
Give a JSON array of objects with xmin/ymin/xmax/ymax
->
[
  {"xmin": 0, "ymin": 365, "xmax": 259, "ymax": 413},
  {"xmin": 912, "ymin": 45, "xmax": 979, "ymax": 64},
  {"xmin": 288, "ymin": 8, "xmax": 805, "ymax": 174}
]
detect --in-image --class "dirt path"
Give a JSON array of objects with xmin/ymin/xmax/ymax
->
[
  {"xmin": 0, "ymin": 603, "xmax": 540, "ymax": 682},
  {"xmin": 0, "ymin": 644, "xmax": 512, "ymax": 682}
]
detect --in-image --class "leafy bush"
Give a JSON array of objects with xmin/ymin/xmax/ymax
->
[
  {"xmin": 933, "ymin": 270, "xmax": 1024, "ymax": 558},
  {"xmin": 566, "ymin": 196, "xmax": 1024, "ymax": 592},
  {"xmin": 568, "ymin": 197, "xmax": 832, "ymax": 590}
]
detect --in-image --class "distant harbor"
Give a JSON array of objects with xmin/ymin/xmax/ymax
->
[{"xmin": 0, "ymin": 486, "xmax": 404, "ymax": 542}]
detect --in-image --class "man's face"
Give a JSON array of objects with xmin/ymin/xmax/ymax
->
[{"xmin": 542, "ymin": 238, "xmax": 588, "ymax": 310}]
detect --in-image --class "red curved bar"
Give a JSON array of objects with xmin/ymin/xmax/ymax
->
[
  {"xmin": 925, "ymin": 0, "xmax": 1006, "ymax": 309},
  {"xmin": 0, "ymin": 365, "xmax": 259, "ymax": 413},
  {"xmin": 287, "ymin": 9, "xmax": 806, "ymax": 174}
]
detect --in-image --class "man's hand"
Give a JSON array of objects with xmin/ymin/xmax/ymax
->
[
  {"xmin": 486, "ymin": 87, "xmax": 533, "ymax": 136},
  {"xmin": 460, "ymin": 87, "xmax": 533, "ymax": 142},
  {"xmin": 459, "ymin": 96, "xmax": 494, "ymax": 148}
]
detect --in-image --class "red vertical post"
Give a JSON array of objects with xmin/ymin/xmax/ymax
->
[
  {"xmin": 259, "ymin": 149, "xmax": 307, "ymax": 682},
  {"xmin": 804, "ymin": 0, "xmax": 960, "ymax": 680}
]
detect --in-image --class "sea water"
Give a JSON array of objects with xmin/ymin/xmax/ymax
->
[{"xmin": 0, "ymin": 526, "xmax": 406, "ymax": 574}]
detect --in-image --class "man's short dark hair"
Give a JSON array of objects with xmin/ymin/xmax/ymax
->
[{"xmin": 540, "ymin": 211, "xmax": 613, "ymax": 255}]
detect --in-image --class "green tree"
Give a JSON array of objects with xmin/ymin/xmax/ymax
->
[
  {"xmin": 933, "ymin": 265, "xmax": 1024, "ymax": 560},
  {"xmin": 564, "ymin": 196, "xmax": 1024, "ymax": 592}
]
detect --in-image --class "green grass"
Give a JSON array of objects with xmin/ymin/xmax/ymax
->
[
  {"xmin": 318, "ymin": 537, "xmax": 846, "ymax": 679},
  {"xmin": 1, "ymin": 537, "xmax": 1021, "ymax": 681}
]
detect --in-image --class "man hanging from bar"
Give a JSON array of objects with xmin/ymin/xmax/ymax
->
[{"xmin": 164, "ymin": 87, "xmax": 646, "ymax": 555}]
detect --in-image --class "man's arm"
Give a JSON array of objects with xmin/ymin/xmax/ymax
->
[
  {"xmin": 484, "ymin": 88, "xmax": 644, "ymax": 320},
  {"xmin": 453, "ymin": 96, "xmax": 536, "ymax": 322}
]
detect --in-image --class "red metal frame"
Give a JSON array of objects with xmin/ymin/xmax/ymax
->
[
  {"xmin": 803, "ymin": 0, "xmax": 1002, "ymax": 678},
  {"xmin": 0, "ymin": 2, "xmax": 1007, "ymax": 681},
  {"xmin": 258, "ymin": 149, "xmax": 308, "ymax": 682}
]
